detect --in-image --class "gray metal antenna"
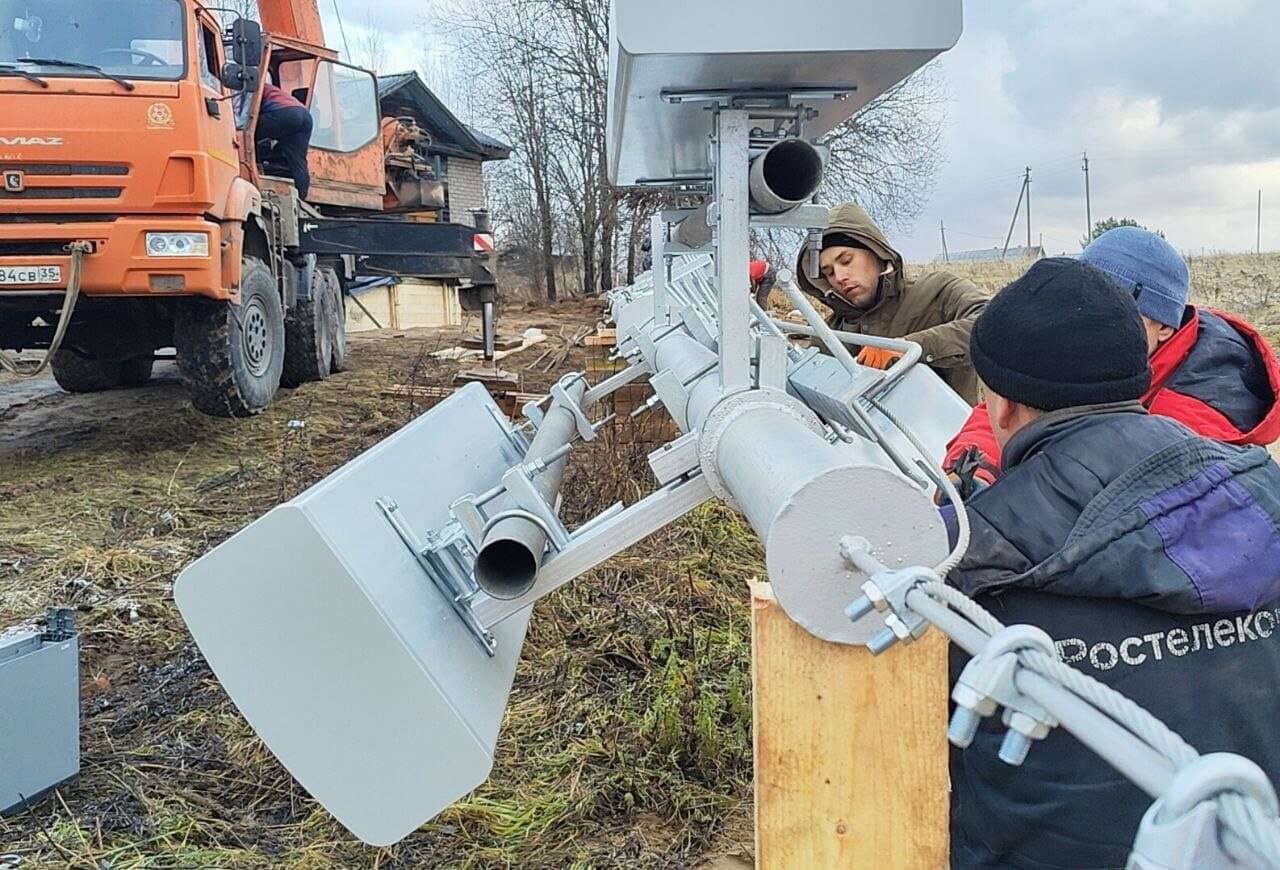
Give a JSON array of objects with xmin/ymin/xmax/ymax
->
[{"xmin": 175, "ymin": 0, "xmax": 967, "ymax": 847}]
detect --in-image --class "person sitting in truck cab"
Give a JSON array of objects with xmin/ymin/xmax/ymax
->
[{"xmin": 255, "ymin": 81, "xmax": 313, "ymax": 199}]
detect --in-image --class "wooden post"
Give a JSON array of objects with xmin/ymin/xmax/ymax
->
[{"xmin": 751, "ymin": 582, "xmax": 949, "ymax": 868}]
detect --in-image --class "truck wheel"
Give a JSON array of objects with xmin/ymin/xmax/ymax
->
[
  {"xmin": 175, "ymin": 256, "xmax": 284, "ymax": 418},
  {"xmin": 50, "ymin": 350, "xmax": 122, "ymax": 393},
  {"xmin": 281, "ymin": 267, "xmax": 335, "ymax": 387},
  {"xmin": 118, "ymin": 356, "xmax": 155, "ymax": 387},
  {"xmin": 324, "ymin": 269, "xmax": 347, "ymax": 373}
]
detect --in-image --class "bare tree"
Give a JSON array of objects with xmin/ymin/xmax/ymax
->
[
  {"xmin": 437, "ymin": 0, "xmax": 943, "ymax": 300},
  {"xmin": 355, "ymin": 10, "xmax": 387, "ymax": 74},
  {"xmin": 819, "ymin": 65, "xmax": 946, "ymax": 231}
]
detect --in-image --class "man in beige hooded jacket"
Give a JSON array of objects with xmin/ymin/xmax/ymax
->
[{"xmin": 794, "ymin": 203, "xmax": 989, "ymax": 404}]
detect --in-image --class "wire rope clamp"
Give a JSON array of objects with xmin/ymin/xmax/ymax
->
[
  {"xmin": 841, "ymin": 537, "xmax": 937, "ymax": 654},
  {"xmin": 949, "ymin": 624, "xmax": 1059, "ymax": 763},
  {"xmin": 1128, "ymin": 753, "xmax": 1280, "ymax": 870}
]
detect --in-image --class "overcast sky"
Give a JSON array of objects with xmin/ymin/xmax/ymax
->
[{"xmin": 322, "ymin": 0, "xmax": 1280, "ymax": 262}]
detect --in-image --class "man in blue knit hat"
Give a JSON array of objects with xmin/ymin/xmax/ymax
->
[
  {"xmin": 942, "ymin": 227, "xmax": 1280, "ymax": 496},
  {"xmin": 945, "ymin": 257, "xmax": 1280, "ymax": 869}
]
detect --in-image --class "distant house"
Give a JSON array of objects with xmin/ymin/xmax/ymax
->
[
  {"xmin": 376, "ymin": 71, "xmax": 511, "ymax": 223},
  {"xmin": 940, "ymin": 245, "xmax": 1045, "ymax": 263}
]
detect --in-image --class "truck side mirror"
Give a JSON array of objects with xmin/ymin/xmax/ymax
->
[
  {"xmin": 230, "ymin": 19, "xmax": 263, "ymax": 68},
  {"xmin": 220, "ymin": 61, "xmax": 246, "ymax": 91}
]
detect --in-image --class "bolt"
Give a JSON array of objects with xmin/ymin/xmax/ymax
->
[
  {"xmin": 999, "ymin": 731, "xmax": 1034, "ymax": 766},
  {"xmin": 845, "ymin": 594, "xmax": 876, "ymax": 622},
  {"xmin": 948, "ymin": 707, "xmax": 983, "ymax": 748},
  {"xmin": 867, "ymin": 627, "xmax": 899, "ymax": 655}
]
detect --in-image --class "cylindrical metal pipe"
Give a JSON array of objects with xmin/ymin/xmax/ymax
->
[
  {"xmin": 671, "ymin": 139, "xmax": 825, "ymax": 247},
  {"xmin": 482, "ymin": 301, "xmax": 496, "ymax": 362},
  {"xmin": 671, "ymin": 202, "xmax": 712, "ymax": 249},
  {"xmin": 613, "ymin": 289, "xmax": 949, "ymax": 644},
  {"xmin": 748, "ymin": 138, "xmax": 824, "ymax": 213},
  {"xmin": 474, "ymin": 377, "xmax": 586, "ymax": 599}
]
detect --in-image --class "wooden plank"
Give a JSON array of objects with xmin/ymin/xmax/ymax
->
[
  {"xmin": 751, "ymin": 582, "xmax": 949, "ymax": 869},
  {"xmin": 429, "ymin": 333, "xmax": 548, "ymax": 362},
  {"xmin": 398, "ymin": 280, "xmax": 462, "ymax": 329}
]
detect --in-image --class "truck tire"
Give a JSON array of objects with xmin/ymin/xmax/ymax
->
[
  {"xmin": 175, "ymin": 256, "xmax": 284, "ymax": 418},
  {"xmin": 325, "ymin": 269, "xmax": 347, "ymax": 373},
  {"xmin": 281, "ymin": 267, "xmax": 336, "ymax": 387},
  {"xmin": 50, "ymin": 350, "xmax": 122, "ymax": 393},
  {"xmin": 118, "ymin": 356, "xmax": 155, "ymax": 387}
]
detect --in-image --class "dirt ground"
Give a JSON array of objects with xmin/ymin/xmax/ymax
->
[
  {"xmin": 3, "ymin": 253, "xmax": 1279, "ymax": 868},
  {"xmin": 1, "ymin": 298, "xmax": 757, "ymax": 869}
]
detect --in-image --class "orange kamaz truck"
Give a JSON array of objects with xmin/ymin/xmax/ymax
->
[{"xmin": 0, "ymin": 0, "xmax": 493, "ymax": 416}]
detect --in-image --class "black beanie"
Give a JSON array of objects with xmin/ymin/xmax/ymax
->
[
  {"xmin": 970, "ymin": 257, "xmax": 1152, "ymax": 411},
  {"xmin": 823, "ymin": 232, "xmax": 868, "ymax": 253}
]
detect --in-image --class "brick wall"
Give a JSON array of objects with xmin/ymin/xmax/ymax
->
[{"xmin": 445, "ymin": 158, "xmax": 486, "ymax": 224}]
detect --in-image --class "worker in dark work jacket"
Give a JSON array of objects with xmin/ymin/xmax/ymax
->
[
  {"xmin": 943, "ymin": 257, "xmax": 1280, "ymax": 869},
  {"xmin": 942, "ymin": 227, "xmax": 1280, "ymax": 496},
  {"xmin": 794, "ymin": 202, "xmax": 990, "ymax": 404},
  {"xmin": 256, "ymin": 82, "xmax": 314, "ymax": 198}
]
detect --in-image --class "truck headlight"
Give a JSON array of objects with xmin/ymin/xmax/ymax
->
[{"xmin": 146, "ymin": 232, "xmax": 209, "ymax": 258}]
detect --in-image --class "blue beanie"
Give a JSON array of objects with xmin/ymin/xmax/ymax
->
[{"xmin": 1081, "ymin": 227, "xmax": 1189, "ymax": 329}]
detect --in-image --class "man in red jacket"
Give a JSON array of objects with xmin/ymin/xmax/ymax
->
[
  {"xmin": 942, "ymin": 227, "xmax": 1280, "ymax": 497},
  {"xmin": 255, "ymin": 82, "xmax": 314, "ymax": 199}
]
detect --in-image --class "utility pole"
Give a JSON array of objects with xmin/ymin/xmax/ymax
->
[
  {"xmin": 1259, "ymin": 189, "xmax": 1263, "ymax": 255},
  {"xmin": 1025, "ymin": 166, "xmax": 1033, "ymax": 252},
  {"xmin": 1083, "ymin": 152, "xmax": 1092, "ymax": 247},
  {"xmin": 1002, "ymin": 172, "xmax": 1028, "ymax": 260},
  {"xmin": 940, "ymin": 220, "xmax": 950, "ymax": 263}
]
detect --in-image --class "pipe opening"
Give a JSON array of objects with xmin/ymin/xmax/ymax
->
[
  {"xmin": 474, "ymin": 538, "xmax": 540, "ymax": 600},
  {"xmin": 757, "ymin": 140, "xmax": 823, "ymax": 205}
]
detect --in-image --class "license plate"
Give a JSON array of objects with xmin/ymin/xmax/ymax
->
[{"xmin": 0, "ymin": 265, "xmax": 63, "ymax": 286}]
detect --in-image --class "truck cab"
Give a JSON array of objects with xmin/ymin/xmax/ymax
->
[{"xmin": 0, "ymin": 0, "xmax": 371, "ymax": 415}]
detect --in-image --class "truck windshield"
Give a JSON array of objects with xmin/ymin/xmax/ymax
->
[{"xmin": 1, "ymin": 0, "xmax": 186, "ymax": 82}]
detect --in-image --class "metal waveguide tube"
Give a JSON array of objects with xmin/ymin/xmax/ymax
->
[
  {"xmin": 473, "ymin": 377, "xmax": 587, "ymax": 599},
  {"xmin": 621, "ymin": 293, "xmax": 946, "ymax": 643},
  {"xmin": 672, "ymin": 138, "xmax": 825, "ymax": 248}
]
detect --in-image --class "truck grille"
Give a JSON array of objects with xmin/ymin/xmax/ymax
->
[
  {"xmin": 11, "ymin": 164, "xmax": 128, "ymax": 177},
  {"xmin": 0, "ymin": 240, "xmax": 95, "ymax": 256},
  {"xmin": 0, "ymin": 187, "xmax": 123, "ymax": 200},
  {"xmin": 0, "ymin": 214, "xmax": 118, "ymax": 224}
]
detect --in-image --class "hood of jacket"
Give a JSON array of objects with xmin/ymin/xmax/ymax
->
[
  {"xmin": 1148, "ymin": 306, "xmax": 1280, "ymax": 445},
  {"xmin": 793, "ymin": 202, "xmax": 904, "ymax": 320}
]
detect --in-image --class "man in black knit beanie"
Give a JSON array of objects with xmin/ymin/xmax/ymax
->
[{"xmin": 945, "ymin": 258, "xmax": 1280, "ymax": 869}]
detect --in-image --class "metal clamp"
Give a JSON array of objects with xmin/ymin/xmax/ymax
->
[
  {"xmin": 376, "ymin": 498, "xmax": 496, "ymax": 657},
  {"xmin": 841, "ymin": 541, "xmax": 937, "ymax": 655},
  {"xmin": 949, "ymin": 625, "xmax": 1060, "ymax": 765},
  {"xmin": 1129, "ymin": 754, "xmax": 1280, "ymax": 870}
]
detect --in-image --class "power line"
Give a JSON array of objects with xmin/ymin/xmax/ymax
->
[{"xmin": 330, "ymin": 0, "xmax": 352, "ymax": 60}]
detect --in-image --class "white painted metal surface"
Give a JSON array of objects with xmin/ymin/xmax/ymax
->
[
  {"xmin": 607, "ymin": 0, "xmax": 963, "ymax": 184},
  {"xmin": 175, "ymin": 384, "xmax": 531, "ymax": 846}
]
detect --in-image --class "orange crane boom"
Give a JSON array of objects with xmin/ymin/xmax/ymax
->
[{"xmin": 258, "ymin": 0, "xmax": 327, "ymax": 46}]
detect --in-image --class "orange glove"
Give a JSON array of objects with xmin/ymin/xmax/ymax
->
[{"xmin": 856, "ymin": 346, "xmax": 904, "ymax": 370}]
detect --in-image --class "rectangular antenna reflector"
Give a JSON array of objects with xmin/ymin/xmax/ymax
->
[
  {"xmin": 175, "ymin": 385, "xmax": 532, "ymax": 846},
  {"xmin": 607, "ymin": 0, "xmax": 963, "ymax": 185}
]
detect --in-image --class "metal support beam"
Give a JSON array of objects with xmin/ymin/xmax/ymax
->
[
  {"xmin": 651, "ymin": 214, "xmax": 670, "ymax": 324},
  {"xmin": 714, "ymin": 110, "xmax": 753, "ymax": 392}
]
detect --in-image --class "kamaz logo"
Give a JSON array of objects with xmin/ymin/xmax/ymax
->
[
  {"xmin": 0, "ymin": 136, "xmax": 63, "ymax": 146},
  {"xmin": 3, "ymin": 171, "xmax": 22, "ymax": 192}
]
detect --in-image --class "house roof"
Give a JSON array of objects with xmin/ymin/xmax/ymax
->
[
  {"xmin": 942, "ymin": 245, "xmax": 1045, "ymax": 263},
  {"xmin": 377, "ymin": 71, "xmax": 511, "ymax": 162}
]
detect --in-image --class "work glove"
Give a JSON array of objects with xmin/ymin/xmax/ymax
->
[
  {"xmin": 856, "ymin": 346, "xmax": 904, "ymax": 370},
  {"xmin": 934, "ymin": 447, "xmax": 998, "ymax": 506}
]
